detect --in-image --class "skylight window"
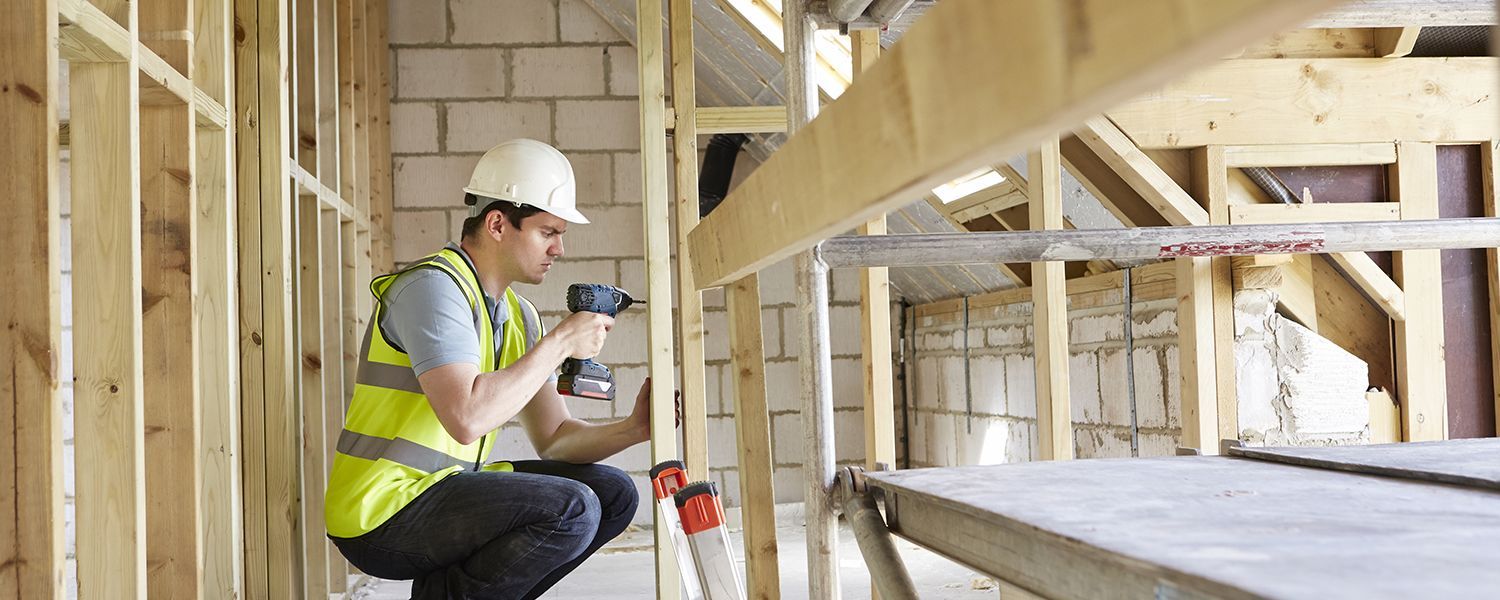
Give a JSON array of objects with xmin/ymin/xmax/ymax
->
[{"xmin": 933, "ymin": 168, "xmax": 1006, "ymax": 204}]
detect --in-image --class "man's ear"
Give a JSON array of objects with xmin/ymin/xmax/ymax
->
[{"xmin": 486, "ymin": 211, "xmax": 507, "ymax": 241}]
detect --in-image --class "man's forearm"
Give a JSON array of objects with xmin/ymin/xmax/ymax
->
[
  {"xmin": 538, "ymin": 417, "xmax": 648, "ymax": 464},
  {"xmin": 462, "ymin": 339, "xmax": 569, "ymax": 437}
]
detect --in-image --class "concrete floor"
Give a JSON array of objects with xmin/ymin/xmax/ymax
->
[{"xmin": 350, "ymin": 517, "xmax": 999, "ymax": 599}]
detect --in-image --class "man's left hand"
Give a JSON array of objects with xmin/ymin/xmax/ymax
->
[{"xmin": 627, "ymin": 377, "xmax": 681, "ymax": 441}]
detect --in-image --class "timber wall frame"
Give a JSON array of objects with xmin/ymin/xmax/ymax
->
[
  {"xmin": 2, "ymin": 0, "xmax": 392, "ymax": 596},
  {"xmin": 673, "ymin": 1, "xmax": 1500, "ymax": 598}
]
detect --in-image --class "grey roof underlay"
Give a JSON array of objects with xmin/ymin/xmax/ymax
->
[{"xmin": 584, "ymin": 0, "xmax": 1128, "ymax": 305}]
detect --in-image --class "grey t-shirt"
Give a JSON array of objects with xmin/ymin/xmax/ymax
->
[{"xmin": 380, "ymin": 244, "xmax": 550, "ymax": 379}]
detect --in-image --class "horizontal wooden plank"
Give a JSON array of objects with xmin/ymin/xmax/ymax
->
[
  {"xmin": 1228, "ymin": 439, "xmax": 1500, "ymax": 491},
  {"xmin": 696, "ymin": 106, "xmax": 787, "ymax": 134},
  {"xmin": 289, "ymin": 160, "xmax": 364, "ymax": 224},
  {"xmin": 871, "ymin": 457, "xmax": 1500, "ymax": 599},
  {"xmin": 914, "ymin": 260, "xmax": 1176, "ymax": 319},
  {"xmin": 1229, "ymin": 202, "xmax": 1401, "ymax": 225},
  {"xmin": 1224, "ymin": 143, "xmax": 1397, "ymax": 168},
  {"xmin": 1109, "ymin": 58, "xmax": 1499, "ymax": 148},
  {"xmin": 1302, "ymin": 0, "xmax": 1496, "ymax": 27},
  {"xmin": 685, "ymin": 0, "xmax": 1343, "ymax": 289},
  {"xmin": 194, "ymin": 87, "xmax": 229, "ymax": 129}
]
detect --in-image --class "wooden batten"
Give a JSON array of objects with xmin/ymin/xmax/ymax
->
[
  {"xmin": 852, "ymin": 26, "xmax": 896, "ymax": 489},
  {"xmin": 668, "ymin": 0, "xmax": 709, "ymax": 493},
  {"xmin": 1484, "ymin": 141, "xmax": 1500, "ymax": 436},
  {"xmin": 1392, "ymin": 142, "xmax": 1448, "ymax": 441},
  {"xmin": 319, "ymin": 207, "xmax": 349, "ymax": 592},
  {"xmin": 1193, "ymin": 147, "xmax": 1238, "ymax": 447},
  {"xmin": 296, "ymin": 195, "xmax": 330, "ymax": 599},
  {"xmin": 366, "ymin": 0, "xmax": 394, "ymax": 273},
  {"xmin": 725, "ymin": 275, "xmax": 781, "ymax": 599}
]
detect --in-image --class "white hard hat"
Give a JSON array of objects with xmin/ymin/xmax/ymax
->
[{"xmin": 463, "ymin": 139, "xmax": 589, "ymax": 224}]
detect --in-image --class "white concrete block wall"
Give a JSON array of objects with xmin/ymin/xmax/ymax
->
[
  {"xmin": 907, "ymin": 288, "xmax": 1374, "ymax": 467},
  {"xmin": 386, "ymin": 0, "xmax": 885, "ymax": 523}
]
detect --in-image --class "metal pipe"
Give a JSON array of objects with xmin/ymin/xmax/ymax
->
[
  {"xmin": 827, "ymin": 0, "xmax": 876, "ymax": 23},
  {"xmin": 838, "ymin": 468, "xmax": 919, "ymax": 600},
  {"xmin": 819, "ymin": 218, "xmax": 1500, "ymax": 268},
  {"xmin": 869, "ymin": 0, "xmax": 915, "ymax": 23},
  {"xmin": 787, "ymin": 0, "xmax": 840, "ymax": 597}
]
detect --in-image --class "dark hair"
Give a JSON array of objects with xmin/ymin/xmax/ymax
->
[{"xmin": 461, "ymin": 193, "xmax": 545, "ymax": 238}]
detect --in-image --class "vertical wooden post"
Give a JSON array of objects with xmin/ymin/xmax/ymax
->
[
  {"xmin": 634, "ymin": 1, "xmax": 680, "ymax": 597},
  {"xmin": 319, "ymin": 208, "xmax": 349, "ymax": 591},
  {"xmin": 668, "ymin": 0, "xmax": 709, "ymax": 486},
  {"xmin": 1192, "ymin": 146, "xmax": 1238, "ymax": 445},
  {"xmin": 297, "ymin": 195, "xmax": 330, "ymax": 599},
  {"xmin": 851, "ymin": 29, "xmax": 895, "ymax": 477},
  {"xmin": 336, "ymin": 0, "xmax": 359, "ymax": 206},
  {"xmin": 1483, "ymin": 140, "xmax": 1500, "ymax": 436},
  {"xmin": 0, "ymin": 0, "xmax": 65, "ymax": 596},
  {"xmin": 140, "ymin": 0, "xmax": 205, "ymax": 593},
  {"xmin": 316, "ymin": 0, "xmax": 339, "ymax": 185},
  {"xmin": 351, "ymin": 0, "xmax": 370, "ymax": 220},
  {"xmin": 725, "ymin": 276, "xmax": 781, "ymax": 600},
  {"xmin": 784, "ymin": 1, "xmax": 839, "ymax": 597},
  {"xmin": 367, "ymin": 0, "xmax": 394, "ymax": 274},
  {"xmin": 194, "ymin": 0, "xmax": 244, "ymax": 593},
  {"xmin": 1029, "ymin": 138, "xmax": 1072, "ymax": 461},
  {"xmin": 71, "ymin": 0, "xmax": 149, "ymax": 596},
  {"xmin": 1393, "ymin": 142, "xmax": 1448, "ymax": 441},
  {"xmin": 1177, "ymin": 252, "xmax": 1219, "ymax": 453},
  {"xmin": 232, "ymin": 0, "xmax": 270, "ymax": 591}
]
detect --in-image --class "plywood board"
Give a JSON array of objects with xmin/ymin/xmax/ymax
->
[{"xmin": 1229, "ymin": 439, "xmax": 1500, "ymax": 490}]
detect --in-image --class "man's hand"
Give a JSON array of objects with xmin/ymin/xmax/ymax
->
[
  {"xmin": 546, "ymin": 311, "xmax": 614, "ymax": 360},
  {"xmin": 626, "ymin": 377, "xmax": 681, "ymax": 441}
]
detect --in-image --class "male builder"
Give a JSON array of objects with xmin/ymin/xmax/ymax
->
[{"xmin": 326, "ymin": 138, "xmax": 673, "ymax": 599}]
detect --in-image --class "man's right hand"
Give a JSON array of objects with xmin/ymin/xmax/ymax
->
[{"xmin": 548, "ymin": 311, "xmax": 614, "ymax": 359}]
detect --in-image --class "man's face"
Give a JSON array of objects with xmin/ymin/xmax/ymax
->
[{"xmin": 498, "ymin": 211, "xmax": 568, "ymax": 285}]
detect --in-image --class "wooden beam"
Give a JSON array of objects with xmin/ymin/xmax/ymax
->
[
  {"xmin": 1074, "ymin": 117, "xmax": 1209, "ymax": 226},
  {"xmin": 1392, "ymin": 142, "xmax": 1447, "ymax": 441},
  {"xmin": 296, "ymin": 195, "xmax": 329, "ymax": 600},
  {"xmin": 852, "ymin": 25, "xmax": 895, "ymax": 485},
  {"xmin": 1030, "ymin": 139, "xmax": 1071, "ymax": 461},
  {"xmin": 70, "ymin": 2, "xmax": 149, "ymax": 592},
  {"xmin": 635, "ymin": 1, "xmax": 680, "ymax": 597},
  {"xmin": 1373, "ymin": 27, "xmax": 1423, "ymax": 57},
  {"xmin": 1223, "ymin": 143, "xmax": 1398, "ymax": 168},
  {"xmin": 914, "ymin": 261, "xmax": 1179, "ymax": 320},
  {"xmin": 1484, "ymin": 140, "xmax": 1500, "ymax": 437},
  {"xmin": 1193, "ymin": 147, "xmax": 1238, "ymax": 447},
  {"xmin": 335, "ymin": 0, "xmax": 358, "ymax": 203},
  {"xmin": 1229, "ymin": 202, "xmax": 1401, "ymax": 225},
  {"xmin": 0, "ymin": 0, "xmax": 64, "ymax": 595},
  {"xmin": 1303, "ymin": 1, "xmax": 1495, "ymax": 27},
  {"xmin": 1059, "ymin": 135, "xmax": 1170, "ymax": 228},
  {"xmin": 350, "ymin": 0, "xmax": 369, "ymax": 221},
  {"xmin": 668, "ymin": 0, "xmax": 709, "ymax": 504},
  {"xmin": 1326, "ymin": 252, "xmax": 1406, "ymax": 322},
  {"xmin": 294, "ymin": 0, "xmax": 318, "ymax": 172},
  {"xmin": 1109, "ymin": 59, "xmax": 1499, "ymax": 149},
  {"xmin": 687, "ymin": 0, "xmax": 1341, "ymax": 289},
  {"xmin": 695, "ymin": 106, "xmax": 787, "ymax": 134},
  {"xmin": 724, "ymin": 275, "xmax": 781, "ymax": 600},
  {"xmin": 1177, "ymin": 254, "xmax": 1219, "ymax": 454}
]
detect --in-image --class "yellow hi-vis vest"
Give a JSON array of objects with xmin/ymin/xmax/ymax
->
[{"xmin": 325, "ymin": 247, "xmax": 542, "ymax": 538}]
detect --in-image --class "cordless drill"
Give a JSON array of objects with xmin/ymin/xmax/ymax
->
[{"xmin": 557, "ymin": 284, "xmax": 644, "ymax": 401}]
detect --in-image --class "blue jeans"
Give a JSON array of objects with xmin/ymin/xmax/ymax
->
[{"xmin": 331, "ymin": 461, "xmax": 639, "ymax": 599}]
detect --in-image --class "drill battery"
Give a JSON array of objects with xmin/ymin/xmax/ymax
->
[{"xmin": 558, "ymin": 357, "xmax": 615, "ymax": 401}]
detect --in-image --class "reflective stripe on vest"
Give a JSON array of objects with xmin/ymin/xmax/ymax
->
[{"xmin": 325, "ymin": 247, "xmax": 543, "ymax": 538}]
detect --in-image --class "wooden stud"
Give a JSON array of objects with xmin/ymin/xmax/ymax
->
[
  {"xmin": 294, "ymin": 0, "xmax": 318, "ymax": 172},
  {"xmin": 1176, "ymin": 255, "xmax": 1219, "ymax": 454},
  {"xmin": 1108, "ymin": 59, "xmax": 1498, "ymax": 149},
  {"xmin": 1059, "ymin": 135, "xmax": 1171, "ymax": 228},
  {"xmin": 1303, "ymin": 1, "xmax": 1495, "ymax": 27},
  {"xmin": 320, "ymin": 208, "xmax": 349, "ymax": 592},
  {"xmin": 687, "ymin": 0, "xmax": 1343, "ymax": 288},
  {"xmin": 851, "ymin": 26, "xmax": 896, "ymax": 483},
  {"xmin": 0, "ymin": 0, "xmax": 65, "ymax": 596},
  {"xmin": 366, "ymin": 0, "xmax": 394, "ymax": 273},
  {"xmin": 192, "ymin": 0, "xmax": 242, "ymax": 589},
  {"xmin": 1481, "ymin": 140, "xmax": 1500, "ymax": 436},
  {"xmin": 634, "ymin": 1, "xmax": 680, "ymax": 597},
  {"xmin": 668, "ymin": 0, "xmax": 709, "ymax": 490},
  {"xmin": 336, "ymin": 0, "xmax": 359, "ymax": 204},
  {"xmin": 1326, "ymin": 252, "xmax": 1406, "ymax": 322},
  {"xmin": 1223, "ymin": 143, "xmax": 1398, "ymax": 168},
  {"xmin": 725, "ymin": 275, "xmax": 782, "ymax": 600},
  {"xmin": 351, "ymin": 0, "xmax": 370, "ymax": 220},
  {"xmin": 231, "ymin": 0, "xmax": 269, "ymax": 591},
  {"xmin": 70, "ymin": 0, "xmax": 149, "ymax": 592},
  {"xmin": 1392, "ymin": 142, "xmax": 1448, "ymax": 441},
  {"xmin": 1193, "ymin": 146, "xmax": 1238, "ymax": 447},
  {"xmin": 297, "ymin": 195, "xmax": 329, "ymax": 599},
  {"xmin": 1029, "ymin": 138, "xmax": 1071, "ymax": 461}
]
